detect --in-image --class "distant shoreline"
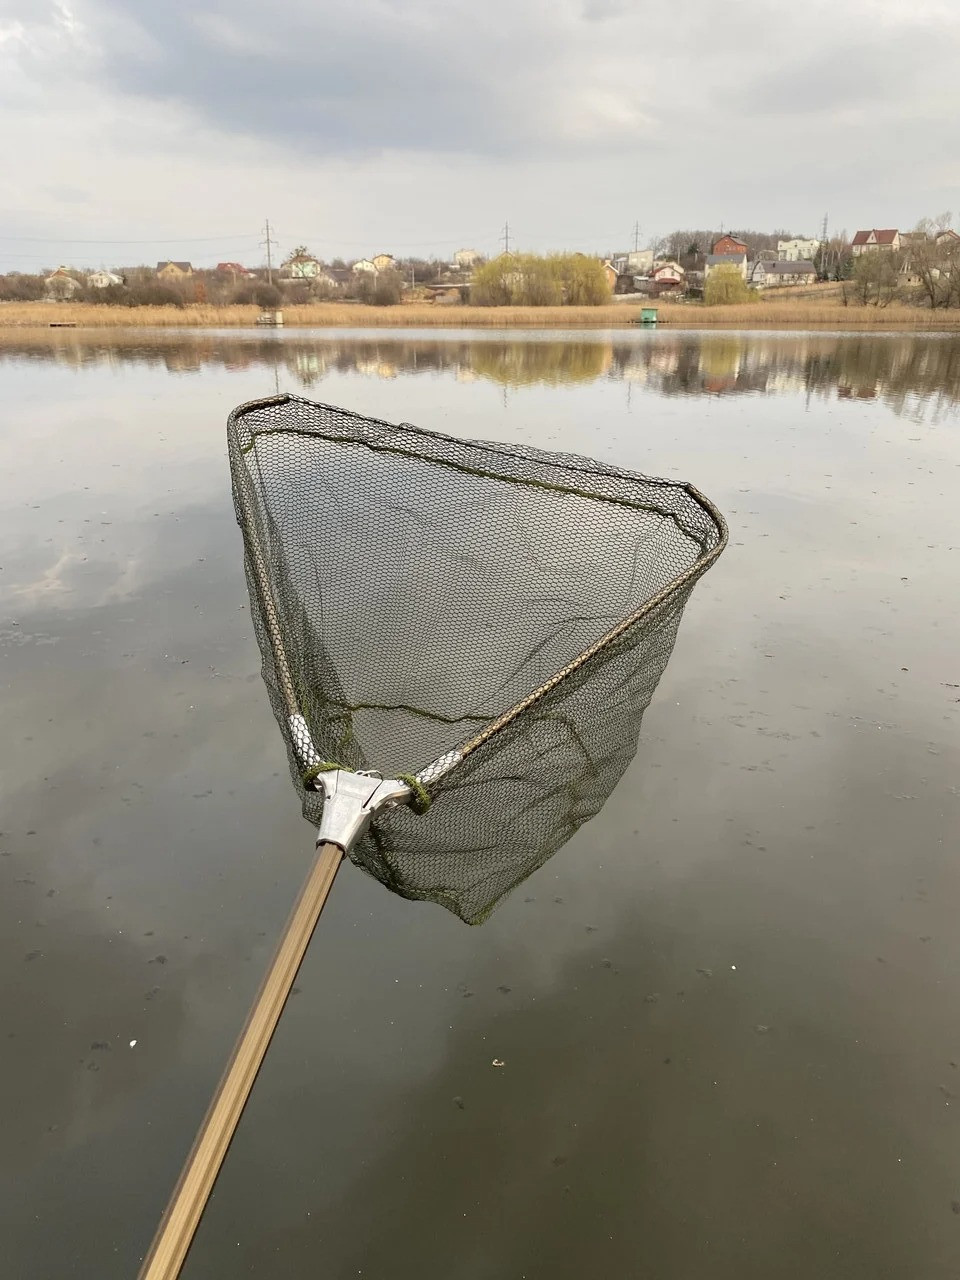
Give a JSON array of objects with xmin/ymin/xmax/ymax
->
[{"xmin": 2, "ymin": 299, "xmax": 960, "ymax": 331}]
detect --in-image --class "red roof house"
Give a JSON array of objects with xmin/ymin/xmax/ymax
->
[{"xmin": 851, "ymin": 229, "xmax": 900, "ymax": 255}]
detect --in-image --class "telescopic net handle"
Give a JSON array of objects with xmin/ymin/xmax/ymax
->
[{"xmin": 137, "ymin": 841, "xmax": 343, "ymax": 1280}]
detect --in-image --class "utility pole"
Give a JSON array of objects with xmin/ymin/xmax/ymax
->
[
  {"xmin": 261, "ymin": 218, "xmax": 278, "ymax": 284},
  {"xmin": 820, "ymin": 212, "xmax": 829, "ymax": 278},
  {"xmin": 633, "ymin": 220, "xmax": 641, "ymax": 253},
  {"xmin": 501, "ymin": 221, "xmax": 511, "ymax": 255}
]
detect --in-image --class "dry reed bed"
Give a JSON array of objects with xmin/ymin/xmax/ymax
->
[{"xmin": 2, "ymin": 300, "xmax": 960, "ymax": 331}]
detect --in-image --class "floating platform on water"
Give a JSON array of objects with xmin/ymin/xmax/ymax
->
[{"xmin": 256, "ymin": 310, "xmax": 284, "ymax": 327}]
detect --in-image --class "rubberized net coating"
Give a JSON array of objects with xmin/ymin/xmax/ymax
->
[{"xmin": 228, "ymin": 394, "xmax": 726, "ymax": 924}]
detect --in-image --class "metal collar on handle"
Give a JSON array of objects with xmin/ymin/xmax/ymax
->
[{"xmin": 314, "ymin": 769, "xmax": 411, "ymax": 852}]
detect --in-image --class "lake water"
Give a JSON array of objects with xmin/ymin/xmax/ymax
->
[{"xmin": 1, "ymin": 327, "xmax": 959, "ymax": 1279}]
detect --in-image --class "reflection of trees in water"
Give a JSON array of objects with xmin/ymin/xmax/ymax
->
[
  {"xmin": 470, "ymin": 341, "xmax": 612, "ymax": 386},
  {"xmin": 1, "ymin": 331, "xmax": 958, "ymax": 419},
  {"xmin": 613, "ymin": 334, "xmax": 960, "ymax": 419}
]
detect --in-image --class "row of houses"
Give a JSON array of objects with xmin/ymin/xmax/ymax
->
[
  {"xmin": 851, "ymin": 227, "xmax": 960, "ymax": 256},
  {"xmin": 606, "ymin": 225, "xmax": 958, "ymax": 296},
  {"xmin": 602, "ymin": 234, "xmax": 820, "ymax": 296},
  {"xmin": 32, "ymin": 227, "xmax": 960, "ymax": 303},
  {"xmin": 279, "ymin": 248, "xmax": 481, "ymax": 284}
]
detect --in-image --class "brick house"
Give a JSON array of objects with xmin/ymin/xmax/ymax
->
[{"xmin": 712, "ymin": 234, "xmax": 748, "ymax": 257}]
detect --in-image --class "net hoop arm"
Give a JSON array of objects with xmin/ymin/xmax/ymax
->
[{"xmin": 418, "ymin": 479, "xmax": 727, "ymax": 787}]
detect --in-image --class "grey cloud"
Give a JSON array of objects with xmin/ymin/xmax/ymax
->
[
  {"xmin": 740, "ymin": 31, "xmax": 937, "ymax": 114},
  {"xmin": 85, "ymin": 0, "xmax": 583, "ymax": 158},
  {"xmin": 2, "ymin": 0, "xmax": 959, "ymax": 250}
]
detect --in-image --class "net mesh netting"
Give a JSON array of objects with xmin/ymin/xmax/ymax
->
[{"xmin": 228, "ymin": 394, "xmax": 726, "ymax": 924}]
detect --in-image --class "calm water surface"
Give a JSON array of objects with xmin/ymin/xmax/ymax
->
[{"xmin": 1, "ymin": 328, "xmax": 958, "ymax": 1279}]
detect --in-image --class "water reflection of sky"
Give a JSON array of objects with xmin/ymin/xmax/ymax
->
[
  {"xmin": 1, "ymin": 326, "xmax": 959, "ymax": 422},
  {"xmin": 1, "ymin": 330, "xmax": 959, "ymax": 1279}
]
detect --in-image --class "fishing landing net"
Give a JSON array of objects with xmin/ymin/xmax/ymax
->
[
  {"xmin": 140, "ymin": 393, "xmax": 726, "ymax": 1280},
  {"xmin": 228, "ymin": 393, "xmax": 727, "ymax": 925}
]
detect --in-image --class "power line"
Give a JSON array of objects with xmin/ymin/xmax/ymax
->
[
  {"xmin": 261, "ymin": 218, "xmax": 278, "ymax": 285},
  {"xmin": 0, "ymin": 233, "xmax": 258, "ymax": 244}
]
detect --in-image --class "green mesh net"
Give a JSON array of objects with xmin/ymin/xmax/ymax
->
[{"xmin": 228, "ymin": 394, "xmax": 726, "ymax": 924}]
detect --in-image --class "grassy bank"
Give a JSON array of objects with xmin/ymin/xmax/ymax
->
[{"xmin": 2, "ymin": 298, "xmax": 960, "ymax": 330}]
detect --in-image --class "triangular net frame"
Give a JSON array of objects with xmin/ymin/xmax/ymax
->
[{"xmin": 228, "ymin": 394, "xmax": 727, "ymax": 924}]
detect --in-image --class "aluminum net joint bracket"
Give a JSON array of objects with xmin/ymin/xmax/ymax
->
[{"xmin": 314, "ymin": 769, "xmax": 410, "ymax": 853}]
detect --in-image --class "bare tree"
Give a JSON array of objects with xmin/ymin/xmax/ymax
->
[
  {"xmin": 852, "ymin": 250, "xmax": 903, "ymax": 307},
  {"xmin": 903, "ymin": 216, "xmax": 960, "ymax": 308}
]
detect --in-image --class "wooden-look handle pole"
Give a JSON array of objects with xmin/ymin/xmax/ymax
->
[{"xmin": 138, "ymin": 841, "xmax": 344, "ymax": 1280}]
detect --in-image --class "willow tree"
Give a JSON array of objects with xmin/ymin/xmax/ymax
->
[
  {"xmin": 472, "ymin": 253, "xmax": 610, "ymax": 306},
  {"xmin": 704, "ymin": 265, "xmax": 753, "ymax": 306}
]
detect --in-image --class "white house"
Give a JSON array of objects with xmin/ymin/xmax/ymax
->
[
  {"xmin": 647, "ymin": 262, "xmax": 685, "ymax": 291},
  {"xmin": 281, "ymin": 254, "xmax": 323, "ymax": 279},
  {"xmin": 454, "ymin": 248, "xmax": 481, "ymax": 269},
  {"xmin": 352, "ymin": 259, "xmax": 378, "ymax": 274},
  {"xmin": 751, "ymin": 259, "xmax": 817, "ymax": 288},
  {"xmin": 627, "ymin": 249, "xmax": 654, "ymax": 273},
  {"xmin": 704, "ymin": 252, "xmax": 747, "ymax": 281},
  {"xmin": 88, "ymin": 269, "xmax": 124, "ymax": 289},
  {"xmin": 777, "ymin": 238, "xmax": 820, "ymax": 262}
]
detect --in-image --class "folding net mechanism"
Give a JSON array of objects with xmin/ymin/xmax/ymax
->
[{"xmin": 138, "ymin": 393, "xmax": 726, "ymax": 1280}]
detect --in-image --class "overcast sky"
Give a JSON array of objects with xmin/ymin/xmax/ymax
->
[{"xmin": 1, "ymin": 0, "xmax": 958, "ymax": 269}]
